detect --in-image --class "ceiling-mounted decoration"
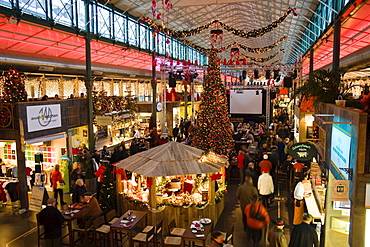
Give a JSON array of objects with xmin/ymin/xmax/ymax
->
[
  {"xmin": 241, "ymin": 50, "xmax": 282, "ymax": 63},
  {"xmin": 183, "ymin": 36, "xmax": 287, "ymax": 55},
  {"xmin": 141, "ymin": 8, "xmax": 296, "ymax": 39},
  {"xmin": 210, "ymin": 27, "xmax": 223, "ymax": 49}
]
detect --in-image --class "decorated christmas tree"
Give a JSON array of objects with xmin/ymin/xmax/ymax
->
[
  {"xmin": 192, "ymin": 51, "xmax": 234, "ymax": 156},
  {"xmin": 2, "ymin": 68, "xmax": 27, "ymax": 102},
  {"xmin": 99, "ymin": 167, "xmax": 117, "ymax": 211}
]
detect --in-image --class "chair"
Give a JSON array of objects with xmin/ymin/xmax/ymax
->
[
  {"xmin": 162, "ymin": 226, "xmax": 183, "ymax": 247},
  {"xmin": 36, "ymin": 213, "xmax": 45, "ymax": 247},
  {"xmin": 132, "ymin": 224, "xmax": 156, "ymax": 247},
  {"xmin": 105, "ymin": 209, "xmax": 119, "ymax": 225},
  {"xmin": 142, "ymin": 219, "xmax": 163, "ymax": 247},
  {"xmin": 93, "ymin": 215, "xmax": 111, "ymax": 247},
  {"xmin": 225, "ymin": 225, "xmax": 234, "ymax": 245},
  {"xmin": 168, "ymin": 219, "xmax": 185, "ymax": 237},
  {"xmin": 72, "ymin": 217, "xmax": 95, "ymax": 247},
  {"xmin": 105, "ymin": 209, "xmax": 127, "ymax": 244}
]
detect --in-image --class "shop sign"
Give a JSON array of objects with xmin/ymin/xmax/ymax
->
[
  {"xmin": 332, "ymin": 180, "xmax": 349, "ymax": 201},
  {"xmin": 29, "ymin": 186, "xmax": 45, "ymax": 212},
  {"xmin": 27, "ymin": 104, "xmax": 61, "ymax": 132},
  {"xmin": 96, "ymin": 116, "xmax": 112, "ymax": 126},
  {"xmin": 288, "ymin": 142, "xmax": 317, "ymax": 161},
  {"xmin": 366, "ymin": 184, "xmax": 370, "ymax": 208}
]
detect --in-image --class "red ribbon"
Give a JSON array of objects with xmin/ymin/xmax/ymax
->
[{"xmin": 288, "ymin": 7, "xmax": 297, "ymax": 16}]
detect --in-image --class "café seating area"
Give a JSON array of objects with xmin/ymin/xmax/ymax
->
[{"xmin": 36, "ymin": 207, "xmax": 234, "ymax": 247}]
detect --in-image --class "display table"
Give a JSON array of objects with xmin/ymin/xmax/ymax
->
[{"xmin": 304, "ymin": 194, "xmax": 322, "ymax": 220}]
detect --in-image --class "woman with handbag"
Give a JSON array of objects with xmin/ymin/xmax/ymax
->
[{"xmin": 51, "ymin": 165, "xmax": 66, "ymax": 205}]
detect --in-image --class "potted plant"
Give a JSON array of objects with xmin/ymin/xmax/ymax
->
[{"xmin": 292, "ymin": 68, "xmax": 353, "ymax": 107}]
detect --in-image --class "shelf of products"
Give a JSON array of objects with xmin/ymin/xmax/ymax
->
[
  {"xmin": 25, "ymin": 145, "xmax": 56, "ymax": 164},
  {"xmin": 120, "ymin": 173, "xmax": 226, "ymax": 208},
  {"xmin": 3, "ymin": 142, "xmax": 16, "ymax": 160}
]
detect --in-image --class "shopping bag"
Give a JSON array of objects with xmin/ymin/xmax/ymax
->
[{"xmin": 57, "ymin": 182, "xmax": 65, "ymax": 189}]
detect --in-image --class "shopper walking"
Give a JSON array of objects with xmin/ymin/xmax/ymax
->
[
  {"xmin": 50, "ymin": 165, "xmax": 66, "ymax": 205},
  {"xmin": 244, "ymin": 194, "xmax": 270, "ymax": 247},
  {"xmin": 289, "ymin": 213, "xmax": 319, "ymax": 247},
  {"xmin": 257, "ymin": 168, "xmax": 274, "ymax": 209},
  {"xmin": 38, "ymin": 198, "xmax": 65, "ymax": 247},
  {"xmin": 268, "ymin": 218, "xmax": 287, "ymax": 247},
  {"xmin": 237, "ymin": 150, "xmax": 246, "ymax": 184},
  {"xmin": 258, "ymin": 154, "xmax": 272, "ymax": 173},
  {"xmin": 236, "ymin": 174, "xmax": 258, "ymax": 232}
]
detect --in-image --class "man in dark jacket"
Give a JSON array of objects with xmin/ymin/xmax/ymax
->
[
  {"xmin": 172, "ymin": 124, "xmax": 180, "ymax": 141},
  {"xmin": 110, "ymin": 146, "xmax": 129, "ymax": 164},
  {"xmin": 236, "ymin": 174, "xmax": 258, "ymax": 233},
  {"xmin": 38, "ymin": 198, "xmax": 65, "ymax": 247},
  {"xmin": 289, "ymin": 213, "xmax": 319, "ymax": 247}
]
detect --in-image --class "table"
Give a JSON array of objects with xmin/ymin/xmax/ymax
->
[
  {"xmin": 110, "ymin": 210, "xmax": 148, "ymax": 247},
  {"xmin": 181, "ymin": 219, "xmax": 213, "ymax": 247},
  {"xmin": 61, "ymin": 212, "xmax": 76, "ymax": 247}
]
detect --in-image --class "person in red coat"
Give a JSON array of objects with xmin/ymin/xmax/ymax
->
[
  {"xmin": 237, "ymin": 150, "xmax": 246, "ymax": 184},
  {"xmin": 50, "ymin": 165, "xmax": 66, "ymax": 205},
  {"xmin": 245, "ymin": 195, "xmax": 270, "ymax": 247},
  {"xmin": 94, "ymin": 164, "xmax": 107, "ymax": 201},
  {"xmin": 258, "ymin": 154, "xmax": 272, "ymax": 172}
]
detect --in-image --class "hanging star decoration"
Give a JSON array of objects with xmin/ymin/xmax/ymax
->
[{"xmin": 141, "ymin": 8, "xmax": 296, "ymax": 39}]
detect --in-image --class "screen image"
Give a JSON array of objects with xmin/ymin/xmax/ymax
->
[
  {"xmin": 331, "ymin": 124, "xmax": 351, "ymax": 179},
  {"xmin": 230, "ymin": 89, "xmax": 263, "ymax": 114}
]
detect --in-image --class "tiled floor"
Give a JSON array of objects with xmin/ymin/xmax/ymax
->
[{"xmin": 0, "ymin": 172, "xmax": 293, "ymax": 247}]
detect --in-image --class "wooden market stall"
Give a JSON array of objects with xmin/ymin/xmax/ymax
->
[{"xmin": 114, "ymin": 141, "xmax": 228, "ymax": 228}]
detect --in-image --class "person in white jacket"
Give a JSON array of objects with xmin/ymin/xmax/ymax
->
[{"xmin": 258, "ymin": 168, "xmax": 274, "ymax": 209}]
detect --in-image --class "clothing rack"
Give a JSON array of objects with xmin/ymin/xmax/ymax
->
[{"xmin": 0, "ymin": 177, "xmax": 20, "ymax": 213}]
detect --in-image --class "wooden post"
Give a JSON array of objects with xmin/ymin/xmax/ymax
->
[
  {"xmin": 149, "ymin": 176, "xmax": 157, "ymax": 225},
  {"xmin": 208, "ymin": 173, "xmax": 216, "ymax": 222}
]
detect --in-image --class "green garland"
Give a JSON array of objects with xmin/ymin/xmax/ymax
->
[
  {"xmin": 141, "ymin": 9, "xmax": 294, "ymax": 39},
  {"xmin": 183, "ymin": 37, "xmax": 287, "ymax": 55}
]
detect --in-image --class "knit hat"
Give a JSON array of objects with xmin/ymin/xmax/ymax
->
[
  {"xmin": 262, "ymin": 167, "xmax": 269, "ymax": 173},
  {"xmin": 273, "ymin": 218, "xmax": 284, "ymax": 226}
]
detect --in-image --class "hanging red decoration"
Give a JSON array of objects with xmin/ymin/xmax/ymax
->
[{"xmin": 210, "ymin": 29, "xmax": 223, "ymax": 49}]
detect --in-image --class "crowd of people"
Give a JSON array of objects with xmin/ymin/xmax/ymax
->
[{"xmin": 232, "ymin": 112, "xmax": 318, "ymax": 247}]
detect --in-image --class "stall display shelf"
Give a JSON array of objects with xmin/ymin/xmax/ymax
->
[
  {"xmin": 3, "ymin": 143, "xmax": 16, "ymax": 160},
  {"xmin": 24, "ymin": 145, "xmax": 56, "ymax": 164}
]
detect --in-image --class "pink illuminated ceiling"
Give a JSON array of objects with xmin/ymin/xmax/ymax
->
[
  {"xmin": 302, "ymin": 0, "xmax": 370, "ymax": 76},
  {"xmin": 0, "ymin": 14, "xmax": 153, "ymax": 73}
]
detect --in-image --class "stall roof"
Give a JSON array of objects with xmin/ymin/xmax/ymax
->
[{"xmin": 114, "ymin": 141, "xmax": 227, "ymax": 177}]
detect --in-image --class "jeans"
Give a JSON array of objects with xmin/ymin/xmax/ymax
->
[{"xmin": 53, "ymin": 188, "xmax": 64, "ymax": 204}]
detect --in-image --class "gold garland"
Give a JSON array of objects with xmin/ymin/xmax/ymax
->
[
  {"xmin": 183, "ymin": 36, "xmax": 287, "ymax": 54},
  {"xmin": 141, "ymin": 9, "xmax": 294, "ymax": 39}
]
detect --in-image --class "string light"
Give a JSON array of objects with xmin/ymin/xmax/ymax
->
[
  {"xmin": 183, "ymin": 36, "xmax": 287, "ymax": 55},
  {"xmin": 141, "ymin": 9, "xmax": 295, "ymax": 39}
]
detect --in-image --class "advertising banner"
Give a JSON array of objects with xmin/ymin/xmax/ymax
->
[
  {"xmin": 331, "ymin": 124, "xmax": 351, "ymax": 179},
  {"xmin": 332, "ymin": 180, "xmax": 349, "ymax": 201},
  {"xmin": 27, "ymin": 104, "xmax": 62, "ymax": 132}
]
